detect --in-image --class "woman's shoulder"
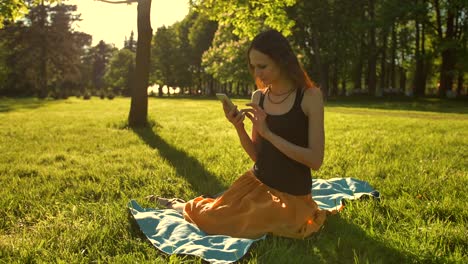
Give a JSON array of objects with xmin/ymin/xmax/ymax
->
[
  {"xmin": 301, "ymin": 87, "xmax": 324, "ymax": 114},
  {"xmin": 303, "ymin": 87, "xmax": 322, "ymax": 99}
]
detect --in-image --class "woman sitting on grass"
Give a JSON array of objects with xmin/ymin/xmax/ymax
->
[{"xmin": 149, "ymin": 29, "xmax": 327, "ymax": 239}]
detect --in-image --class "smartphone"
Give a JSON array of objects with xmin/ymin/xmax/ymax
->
[{"xmin": 216, "ymin": 93, "xmax": 236, "ymax": 111}]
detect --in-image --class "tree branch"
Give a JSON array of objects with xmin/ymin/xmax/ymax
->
[{"xmin": 95, "ymin": 0, "xmax": 138, "ymax": 4}]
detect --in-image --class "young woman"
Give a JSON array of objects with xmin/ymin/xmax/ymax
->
[{"xmin": 151, "ymin": 29, "xmax": 327, "ymax": 239}]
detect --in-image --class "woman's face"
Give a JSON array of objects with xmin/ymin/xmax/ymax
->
[{"xmin": 249, "ymin": 49, "xmax": 281, "ymax": 87}]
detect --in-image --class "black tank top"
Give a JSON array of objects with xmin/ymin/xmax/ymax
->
[{"xmin": 253, "ymin": 89, "xmax": 312, "ymax": 195}]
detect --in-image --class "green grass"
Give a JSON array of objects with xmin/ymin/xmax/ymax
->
[{"xmin": 0, "ymin": 96, "xmax": 467, "ymax": 263}]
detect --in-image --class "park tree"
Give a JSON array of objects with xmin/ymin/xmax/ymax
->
[
  {"xmin": 290, "ymin": 0, "xmax": 333, "ymax": 96},
  {"xmin": 190, "ymin": 0, "xmax": 296, "ymax": 40},
  {"xmin": 0, "ymin": 41, "xmax": 8, "ymax": 90},
  {"xmin": 0, "ymin": 0, "xmax": 28, "ymax": 28},
  {"xmin": 0, "ymin": 1, "xmax": 62, "ymax": 28},
  {"xmin": 0, "ymin": 1, "xmax": 91, "ymax": 97},
  {"xmin": 27, "ymin": 0, "xmax": 51, "ymax": 98},
  {"xmin": 78, "ymin": 46, "xmax": 95, "ymax": 96},
  {"xmin": 173, "ymin": 15, "xmax": 195, "ymax": 94},
  {"xmin": 104, "ymin": 48, "xmax": 135, "ymax": 96},
  {"xmin": 150, "ymin": 25, "xmax": 178, "ymax": 96},
  {"xmin": 124, "ymin": 30, "xmax": 137, "ymax": 52},
  {"xmin": 188, "ymin": 12, "xmax": 217, "ymax": 94},
  {"xmin": 290, "ymin": 0, "xmax": 371, "ymax": 97},
  {"xmin": 431, "ymin": 0, "xmax": 466, "ymax": 97},
  {"xmin": 97, "ymin": 0, "xmax": 152, "ymax": 127},
  {"xmin": 48, "ymin": 4, "xmax": 92, "ymax": 98},
  {"xmin": 0, "ymin": 21, "xmax": 30, "ymax": 95},
  {"xmin": 201, "ymin": 24, "xmax": 251, "ymax": 96},
  {"xmin": 91, "ymin": 40, "xmax": 116, "ymax": 93},
  {"xmin": 150, "ymin": 11, "xmax": 217, "ymax": 95}
]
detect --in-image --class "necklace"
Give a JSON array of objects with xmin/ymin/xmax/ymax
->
[
  {"xmin": 267, "ymin": 87, "xmax": 296, "ymax": 104},
  {"xmin": 267, "ymin": 86, "xmax": 293, "ymax": 96}
]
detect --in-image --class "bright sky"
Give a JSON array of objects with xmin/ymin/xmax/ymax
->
[{"xmin": 67, "ymin": 0, "xmax": 190, "ymax": 49}]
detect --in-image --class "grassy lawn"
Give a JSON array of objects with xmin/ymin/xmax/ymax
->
[{"xmin": 0, "ymin": 96, "xmax": 467, "ymax": 263}]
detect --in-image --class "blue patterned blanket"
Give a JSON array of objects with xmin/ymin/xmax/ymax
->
[{"xmin": 128, "ymin": 177, "xmax": 379, "ymax": 263}]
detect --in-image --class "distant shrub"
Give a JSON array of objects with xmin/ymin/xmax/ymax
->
[{"xmin": 83, "ymin": 90, "xmax": 91, "ymax": 100}]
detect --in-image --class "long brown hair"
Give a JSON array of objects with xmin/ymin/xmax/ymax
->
[{"xmin": 247, "ymin": 29, "xmax": 315, "ymax": 90}]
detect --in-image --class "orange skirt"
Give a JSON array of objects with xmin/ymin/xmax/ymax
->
[{"xmin": 183, "ymin": 170, "xmax": 327, "ymax": 239}]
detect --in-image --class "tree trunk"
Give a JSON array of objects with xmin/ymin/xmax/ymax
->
[
  {"xmin": 399, "ymin": 30, "xmax": 407, "ymax": 94},
  {"xmin": 353, "ymin": 7, "xmax": 366, "ymax": 92},
  {"xmin": 379, "ymin": 28, "xmax": 388, "ymax": 96},
  {"xmin": 158, "ymin": 84, "xmax": 163, "ymax": 97},
  {"xmin": 400, "ymin": 66, "xmax": 407, "ymax": 93},
  {"xmin": 456, "ymin": 70, "xmax": 463, "ymax": 96},
  {"xmin": 38, "ymin": 0, "xmax": 48, "ymax": 98},
  {"xmin": 390, "ymin": 22, "xmax": 397, "ymax": 91},
  {"xmin": 440, "ymin": 9, "xmax": 456, "ymax": 96},
  {"xmin": 367, "ymin": 0, "xmax": 377, "ymax": 96},
  {"xmin": 353, "ymin": 47, "xmax": 363, "ymax": 91},
  {"xmin": 421, "ymin": 22, "xmax": 427, "ymax": 95},
  {"xmin": 209, "ymin": 75, "xmax": 214, "ymax": 96},
  {"xmin": 413, "ymin": 9, "xmax": 425, "ymax": 97},
  {"xmin": 128, "ymin": 0, "xmax": 152, "ymax": 127},
  {"xmin": 311, "ymin": 28, "xmax": 328, "ymax": 99},
  {"xmin": 341, "ymin": 78, "xmax": 346, "ymax": 96},
  {"xmin": 439, "ymin": 48, "xmax": 456, "ymax": 97},
  {"xmin": 435, "ymin": 0, "xmax": 456, "ymax": 97},
  {"xmin": 331, "ymin": 62, "xmax": 338, "ymax": 97}
]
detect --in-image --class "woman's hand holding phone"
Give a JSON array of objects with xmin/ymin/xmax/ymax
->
[{"xmin": 217, "ymin": 93, "xmax": 245, "ymax": 129}]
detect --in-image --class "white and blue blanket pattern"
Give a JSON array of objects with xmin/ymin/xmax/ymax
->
[{"xmin": 128, "ymin": 177, "xmax": 379, "ymax": 264}]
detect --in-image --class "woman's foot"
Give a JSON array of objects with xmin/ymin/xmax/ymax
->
[{"xmin": 145, "ymin": 195, "xmax": 186, "ymax": 212}]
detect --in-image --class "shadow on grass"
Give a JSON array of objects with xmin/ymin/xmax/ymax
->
[
  {"xmin": 132, "ymin": 126, "xmax": 226, "ymax": 196},
  {"xmin": 243, "ymin": 214, "xmax": 413, "ymax": 264},
  {"xmin": 326, "ymin": 96, "xmax": 468, "ymax": 115},
  {"xmin": 0, "ymin": 97, "xmax": 54, "ymax": 113}
]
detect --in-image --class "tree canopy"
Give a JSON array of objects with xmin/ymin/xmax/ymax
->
[
  {"xmin": 0, "ymin": 0, "xmax": 466, "ymax": 99},
  {"xmin": 190, "ymin": 0, "xmax": 296, "ymax": 39}
]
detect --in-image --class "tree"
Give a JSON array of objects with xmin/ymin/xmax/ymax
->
[
  {"xmin": 188, "ymin": 12, "xmax": 217, "ymax": 94},
  {"xmin": 190, "ymin": 0, "xmax": 296, "ymax": 40},
  {"xmin": 0, "ymin": 22, "xmax": 28, "ymax": 95},
  {"xmin": 150, "ymin": 25, "xmax": 178, "ymax": 96},
  {"xmin": 104, "ymin": 48, "xmax": 135, "ymax": 96},
  {"xmin": 0, "ymin": 0, "xmax": 28, "ymax": 28},
  {"xmin": 0, "ymin": 1, "xmax": 62, "ymax": 28},
  {"xmin": 91, "ymin": 40, "xmax": 116, "ymax": 92},
  {"xmin": 432, "ymin": 0, "xmax": 466, "ymax": 97},
  {"xmin": 291, "ymin": 0, "xmax": 365, "ymax": 97},
  {"xmin": 202, "ymin": 24, "xmax": 252, "ymax": 95},
  {"xmin": 0, "ymin": 1, "xmax": 91, "ymax": 97},
  {"xmin": 124, "ymin": 30, "xmax": 137, "ymax": 52},
  {"xmin": 48, "ymin": 3, "xmax": 92, "ymax": 98},
  {"xmin": 149, "ymin": 11, "xmax": 217, "ymax": 96},
  {"xmin": 97, "ymin": 0, "xmax": 152, "ymax": 127},
  {"xmin": 173, "ymin": 16, "xmax": 195, "ymax": 93}
]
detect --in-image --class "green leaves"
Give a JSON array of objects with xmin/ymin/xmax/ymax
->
[
  {"xmin": 0, "ymin": 0, "xmax": 28, "ymax": 28},
  {"xmin": 104, "ymin": 49, "xmax": 135, "ymax": 96},
  {"xmin": 201, "ymin": 25, "xmax": 250, "ymax": 85},
  {"xmin": 0, "ymin": 0, "xmax": 61, "ymax": 28},
  {"xmin": 190, "ymin": 0, "xmax": 296, "ymax": 39}
]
